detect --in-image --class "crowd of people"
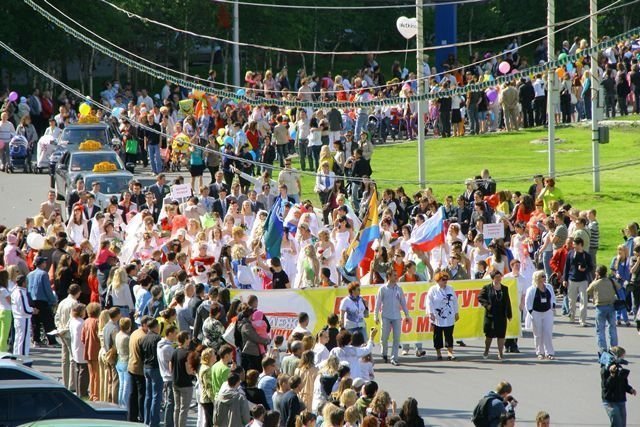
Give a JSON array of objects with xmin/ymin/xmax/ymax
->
[{"xmin": 0, "ymin": 36, "xmax": 639, "ymax": 427}]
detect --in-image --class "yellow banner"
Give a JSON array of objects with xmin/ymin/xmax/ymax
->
[{"xmin": 231, "ymin": 279, "xmax": 520, "ymax": 343}]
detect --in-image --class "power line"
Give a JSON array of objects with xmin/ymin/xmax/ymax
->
[
  {"xmin": 212, "ymin": 0, "xmax": 488, "ymax": 10},
  {"xmin": 99, "ymin": 0, "xmax": 587, "ymax": 56},
  {"xmin": 21, "ymin": 0, "xmax": 634, "ymax": 108}
]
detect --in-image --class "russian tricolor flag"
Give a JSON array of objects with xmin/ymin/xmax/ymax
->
[
  {"xmin": 345, "ymin": 191, "xmax": 379, "ymax": 272},
  {"xmin": 409, "ymin": 206, "xmax": 446, "ymax": 252}
]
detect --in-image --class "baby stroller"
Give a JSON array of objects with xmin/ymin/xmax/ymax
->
[
  {"xmin": 367, "ymin": 115, "xmax": 382, "ymax": 144},
  {"xmin": 7, "ymin": 135, "xmax": 31, "ymax": 173},
  {"xmin": 35, "ymin": 135, "xmax": 56, "ymax": 174}
]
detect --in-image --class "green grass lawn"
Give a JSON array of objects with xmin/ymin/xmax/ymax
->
[{"xmin": 293, "ymin": 126, "xmax": 640, "ymax": 263}]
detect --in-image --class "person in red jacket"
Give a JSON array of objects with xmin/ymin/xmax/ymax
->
[{"xmin": 550, "ymin": 238, "xmax": 573, "ymax": 316}]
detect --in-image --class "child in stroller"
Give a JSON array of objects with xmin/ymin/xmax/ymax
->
[{"xmin": 7, "ymin": 135, "xmax": 31, "ymax": 173}]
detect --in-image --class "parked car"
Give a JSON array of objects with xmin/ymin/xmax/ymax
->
[
  {"xmin": 53, "ymin": 149, "xmax": 134, "ymax": 199},
  {"xmin": 0, "ymin": 380, "xmax": 127, "ymax": 426},
  {"xmin": 0, "ymin": 353, "xmax": 32, "ymax": 368},
  {"xmin": 18, "ymin": 420, "xmax": 143, "ymax": 427},
  {"xmin": 0, "ymin": 360, "xmax": 50, "ymax": 381}
]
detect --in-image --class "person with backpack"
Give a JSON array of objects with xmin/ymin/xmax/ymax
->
[{"xmin": 472, "ymin": 381, "xmax": 513, "ymax": 427}]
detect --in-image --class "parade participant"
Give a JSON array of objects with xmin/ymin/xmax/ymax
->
[
  {"xmin": 478, "ymin": 270, "xmax": 513, "ymax": 360},
  {"xmin": 11, "ymin": 275, "xmax": 32, "ymax": 355},
  {"xmin": 374, "ymin": 267, "xmax": 410, "ymax": 366},
  {"xmin": 525, "ymin": 270, "xmax": 556, "ymax": 360},
  {"xmin": 54, "ymin": 283, "xmax": 82, "ymax": 390},
  {"xmin": 27, "ymin": 255, "xmax": 57, "ymax": 346},
  {"xmin": 426, "ymin": 271, "xmax": 460, "ymax": 360}
]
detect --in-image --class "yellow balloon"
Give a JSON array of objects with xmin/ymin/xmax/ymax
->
[{"xmin": 79, "ymin": 103, "xmax": 91, "ymax": 116}]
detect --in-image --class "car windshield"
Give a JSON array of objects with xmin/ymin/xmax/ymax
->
[
  {"xmin": 84, "ymin": 175, "xmax": 131, "ymax": 195},
  {"xmin": 60, "ymin": 127, "xmax": 108, "ymax": 145},
  {"xmin": 70, "ymin": 152, "xmax": 123, "ymax": 172}
]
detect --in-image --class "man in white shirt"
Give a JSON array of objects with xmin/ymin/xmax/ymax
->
[
  {"xmin": 54, "ymin": 284, "xmax": 82, "ymax": 390},
  {"xmin": 91, "ymin": 181, "xmax": 109, "ymax": 211},
  {"xmin": 137, "ymin": 89, "xmax": 154, "ymax": 109},
  {"xmin": 532, "ymin": 74, "xmax": 547, "ymax": 126},
  {"xmin": 0, "ymin": 111, "xmax": 16, "ymax": 171}
]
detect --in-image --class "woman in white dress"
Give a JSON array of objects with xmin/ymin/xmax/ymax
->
[
  {"xmin": 469, "ymin": 233, "xmax": 491, "ymax": 278},
  {"xmin": 241, "ymin": 201, "xmax": 256, "ymax": 232},
  {"xmin": 280, "ymin": 230, "xmax": 299, "ymax": 286},
  {"xmin": 208, "ymin": 227, "xmax": 225, "ymax": 261},
  {"xmin": 316, "ymin": 229, "xmax": 337, "ymax": 282},
  {"xmin": 66, "ymin": 205, "xmax": 88, "ymax": 244},
  {"xmin": 510, "ymin": 222, "xmax": 535, "ymax": 286},
  {"xmin": 331, "ymin": 217, "xmax": 353, "ymax": 260}
]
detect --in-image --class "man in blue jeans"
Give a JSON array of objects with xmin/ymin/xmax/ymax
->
[
  {"xmin": 139, "ymin": 318, "xmax": 163, "ymax": 427},
  {"xmin": 143, "ymin": 112, "xmax": 162, "ymax": 175},
  {"xmin": 587, "ymin": 265, "xmax": 620, "ymax": 354},
  {"xmin": 374, "ymin": 267, "xmax": 411, "ymax": 366}
]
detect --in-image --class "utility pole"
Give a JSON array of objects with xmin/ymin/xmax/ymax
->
[
  {"xmin": 416, "ymin": 0, "xmax": 426, "ymax": 187},
  {"xmin": 232, "ymin": 0, "xmax": 240, "ymax": 87},
  {"xmin": 591, "ymin": 0, "xmax": 600, "ymax": 192},
  {"xmin": 547, "ymin": 0, "xmax": 556, "ymax": 178}
]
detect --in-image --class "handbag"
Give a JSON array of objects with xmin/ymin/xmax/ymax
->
[
  {"xmin": 125, "ymin": 138, "xmax": 139, "ymax": 154},
  {"xmin": 104, "ymin": 285, "xmax": 114, "ymax": 309},
  {"xmin": 610, "ymin": 279, "xmax": 627, "ymax": 311},
  {"xmin": 222, "ymin": 322, "xmax": 237, "ymax": 346}
]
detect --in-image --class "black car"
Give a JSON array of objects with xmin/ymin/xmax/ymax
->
[{"xmin": 0, "ymin": 380, "xmax": 128, "ymax": 426}]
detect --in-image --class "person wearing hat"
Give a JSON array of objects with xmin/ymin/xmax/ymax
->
[
  {"xmin": 11, "ymin": 274, "xmax": 33, "ymax": 355},
  {"xmin": 28, "ymin": 255, "xmax": 58, "ymax": 346}
]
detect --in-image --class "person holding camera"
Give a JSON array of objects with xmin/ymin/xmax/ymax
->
[{"xmin": 601, "ymin": 346, "xmax": 636, "ymax": 427}]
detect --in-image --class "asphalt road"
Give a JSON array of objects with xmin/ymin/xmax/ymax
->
[{"xmin": 3, "ymin": 170, "xmax": 640, "ymax": 426}]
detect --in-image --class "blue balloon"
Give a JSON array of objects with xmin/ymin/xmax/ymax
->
[
  {"xmin": 236, "ymin": 89, "xmax": 246, "ymax": 97},
  {"xmin": 111, "ymin": 107, "xmax": 124, "ymax": 118},
  {"xmin": 566, "ymin": 63, "xmax": 575, "ymax": 73},
  {"xmin": 224, "ymin": 135, "xmax": 234, "ymax": 146},
  {"xmin": 289, "ymin": 129, "xmax": 297, "ymax": 140}
]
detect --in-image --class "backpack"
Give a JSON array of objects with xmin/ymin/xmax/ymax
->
[{"xmin": 471, "ymin": 395, "xmax": 501, "ymax": 427}]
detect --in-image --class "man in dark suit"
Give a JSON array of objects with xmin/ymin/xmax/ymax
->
[
  {"xmin": 66, "ymin": 177, "xmax": 86, "ymax": 216},
  {"xmin": 139, "ymin": 191, "xmax": 161, "ymax": 223},
  {"xmin": 211, "ymin": 187, "xmax": 229, "ymax": 218},
  {"xmin": 208, "ymin": 170, "xmax": 229, "ymax": 199},
  {"xmin": 246, "ymin": 190, "xmax": 265, "ymax": 213},
  {"xmin": 148, "ymin": 173, "xmax": 169, "ymax": 208},
  {"xmin": 130, "ymin": 180, "xmax": 146, "ymax": 207},
  {"xmin": 452, "ymin": 195, "xmax": 472, "ymax": 235},
  {"xmin": 83, "ymin": 193, "xmax": 101, "ymax": 220}
]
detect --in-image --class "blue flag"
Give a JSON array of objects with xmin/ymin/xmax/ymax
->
[{"xmin": 263, "ymin": 196, "xmax": 285, "ymax": 258}]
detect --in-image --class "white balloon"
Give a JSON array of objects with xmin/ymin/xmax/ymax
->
[
  {"xmin": 26, "ymin": 233, "xmax": 46, "ymax": 250},
  {"xmin": 396, "ymin": 16, "xmax": 418, "ymax": 40}
]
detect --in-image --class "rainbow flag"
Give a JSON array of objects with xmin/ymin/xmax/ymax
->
[{"xmin": 345, "ymin": 191, "xmax": 379, "ymax": 272}]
